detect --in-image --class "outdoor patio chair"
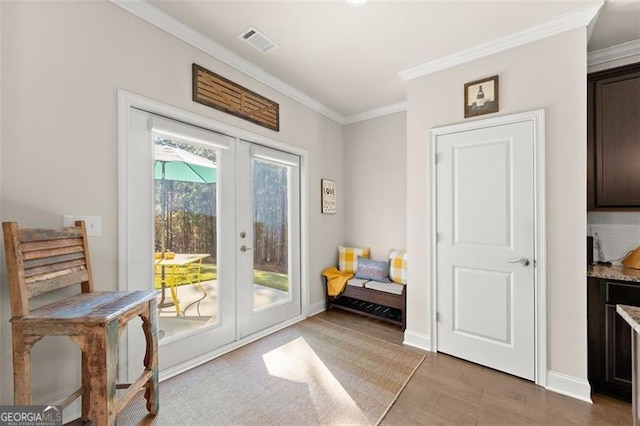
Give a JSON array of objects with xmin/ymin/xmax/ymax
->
[{"xmin": 3, "ymin": 220, "xmax": 159, "ymax": 425}]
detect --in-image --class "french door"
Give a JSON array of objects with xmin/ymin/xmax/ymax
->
[
  {"xmin": 237, "ymin": 141, "xmax": 301, "ymax": 338},
  {"xmin": 122, "ymin": 107, "xmax": 302, "ymax": 376}
]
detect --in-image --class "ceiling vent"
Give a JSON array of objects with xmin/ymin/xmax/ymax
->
[{"xmin": 238, "ymin": 26, "xmax": 279, "ymax": 54}]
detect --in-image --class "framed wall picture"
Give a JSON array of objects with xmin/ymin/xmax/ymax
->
[
  {"xmin": 464, "ymin": 75, "xmax": 499, "ymax": 118},
  {"xmin": 321, "ymin": 179, "xmax": 336, "ymax": 214}
]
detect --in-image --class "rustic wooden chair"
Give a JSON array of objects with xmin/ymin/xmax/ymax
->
[{"xmin": 3, "ymin": 221, "xmax": 159, "ymax": 425}]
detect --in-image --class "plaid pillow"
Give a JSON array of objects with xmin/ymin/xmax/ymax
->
[
  {"xmin": 389, "ymin": 250, "xmax": 407, "ymax": 284},
  {"xmin": 338, "ymin": 245, "xmax": 371, "ymax": 274}
]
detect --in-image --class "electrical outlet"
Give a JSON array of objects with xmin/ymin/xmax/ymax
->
[{"xmin": 63, "ymin": 215, "xmax": 102, "ymax": 236}]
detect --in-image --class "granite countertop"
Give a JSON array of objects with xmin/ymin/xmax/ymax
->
[
  {"xmin": 588, "ymin": 264, "xmax": 640, "ymax": 283},
  {"xmin": 617, "ymin": 305, "xmax": 640, "ymax": 334}
]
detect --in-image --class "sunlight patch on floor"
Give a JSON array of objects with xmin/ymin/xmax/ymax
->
[{"xmin": 262, "ymin": 336, "xmax": 368, "ymax": 424}]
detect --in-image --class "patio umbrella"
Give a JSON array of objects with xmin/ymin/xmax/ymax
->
[
  {"xmin": 154, "ymin": 144, "xmax": 217, "ymax": 253},
  {"xmin": 155, "ymin": 144, "xmax": 217, "ymax": 184}
]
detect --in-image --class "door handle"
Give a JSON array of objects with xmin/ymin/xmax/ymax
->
[
  {"xmin": 240, "ymin": 245, "xmax": 254, "ymax": 253},
  {"xmin": 508, "ymin": 257, "xmax": 530, "ymax": 266}
]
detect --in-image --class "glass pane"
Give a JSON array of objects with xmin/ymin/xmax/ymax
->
[
  {"xmin": 153, "ymin": 138, "xmax": 219, "ymax": 340},
  {"xmin": 252, "ymin": 159, "xmax": 290, "ymax": 310}
]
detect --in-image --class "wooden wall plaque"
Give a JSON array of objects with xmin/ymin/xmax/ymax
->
[{"xmin": 192, "ymin": 63, "xmax": 280, "ymax": 131}]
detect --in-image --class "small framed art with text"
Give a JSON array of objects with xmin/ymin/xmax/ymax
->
[
  {"xmin": 321, "ymin": 179, "xmax": 336, "ymax": 214},
  {"xmin": 464, "ymin": 75, "xmax": 499, "ymax": 118}
]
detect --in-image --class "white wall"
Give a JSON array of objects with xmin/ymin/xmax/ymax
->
[
  {"xmin": 343, "ymin": 111, "xmax": 406, "ymax": 260},
  {"xmin": 406, "ymin": 29, "xmax": 588, "ymax": 380},
  {"xmin": 0, "ymin": 1, "xmax": 343, "ymax": 404}
]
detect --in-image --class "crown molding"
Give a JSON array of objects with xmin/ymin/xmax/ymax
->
[
  {"xmin": 399, "ymin": 2, "xmax": 604, "ymax": 81},
  {"xmin": 586, "ymin": 2, "xmax": 602, "ymax": 44},
  {"xmin": 110, "ymin": 0, "xmax": 345, "ymax": 125},
  {"xmin": 343, "ymin": 102, "xmax": 407, "ymax": 125},
  {"xmin": 111, "ymin": 0, "xmax": 607, "ymax": 127},
  {"xmin": 588, "ymin": 38, "xmax": 640, "ymax": 67}
]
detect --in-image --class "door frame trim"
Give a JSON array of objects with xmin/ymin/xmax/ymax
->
[
  {"xmin": 116, "ymin": 89, "xmax": 309, "ymax": 380},
  {"xmin": 429, "ymin": 109, "xmax": 547, "ymax": 387}
]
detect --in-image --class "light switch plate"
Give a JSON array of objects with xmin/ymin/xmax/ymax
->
[{"xmin": 63, "ymin": 215, "xmax": 102, "ymax": 236}]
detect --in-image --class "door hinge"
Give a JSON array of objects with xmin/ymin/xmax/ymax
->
[
  {"xmin": 436, "ymin": 312, "xmax": 441, "ymax": 323},
  {"xmin": 435, "ymin": 152, "xmax": 443, "ymax": 164}
]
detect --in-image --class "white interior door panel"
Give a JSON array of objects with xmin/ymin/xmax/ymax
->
[{"xmin": 436, "ymin": 120, "xmax": 535, "ymax": 380}]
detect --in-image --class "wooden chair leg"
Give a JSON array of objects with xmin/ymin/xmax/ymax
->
[
  {"xmin": 141, "ymin": 299, "xmax": 159, "ymax": 414},
  {"xmin": 81, "ymin": 346, "xmax": 90, "ymax": 421},
  {"xmin": 11, "ymin": 326, "xmax": 35, "ymax": 405},
  {"xmin": 83, "ymin": 321, "xmax": 119, "ymax": 426},
  {"xmin": 67, "ymin": 335, "xmax": 91, "ymax": 421}
]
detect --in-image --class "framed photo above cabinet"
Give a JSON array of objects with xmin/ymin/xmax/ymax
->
[{"xmin": 588, "ymin": 62, "xmax": 640, "ymax": 210}]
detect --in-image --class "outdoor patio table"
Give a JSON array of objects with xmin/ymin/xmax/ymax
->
[{"xmin": 156, "ymin": 253, "xmax": 210, "ymax": 315}]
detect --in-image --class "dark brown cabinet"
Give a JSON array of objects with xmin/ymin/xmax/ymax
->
[
  {"xmin": 587, "ymin": 63, "xmax": 640, "ymax": 209},
  {"xmin": 587, "ymin": 277, "xmax": 640, "ymax": 401}
]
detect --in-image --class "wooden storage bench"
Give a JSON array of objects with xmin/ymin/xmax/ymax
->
[{"xmin": 323, "ymin": 277, "xmax": 406, "ymax": 330}]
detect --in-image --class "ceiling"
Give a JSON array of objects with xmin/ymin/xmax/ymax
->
[{"xmin": 145, "ymin": 0, "xmax": 640, "ymax": 121}]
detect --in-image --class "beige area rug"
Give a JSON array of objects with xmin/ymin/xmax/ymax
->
[{"xmin": 118, "ymin": 317, "xmax": 425, "ymax": 425}]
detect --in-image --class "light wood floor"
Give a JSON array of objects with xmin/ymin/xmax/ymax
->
[{"xmin": 317, "ymin": 309, "xmax": 632, "ymax": 425}]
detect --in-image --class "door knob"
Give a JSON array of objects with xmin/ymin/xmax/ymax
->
[
  {"xmin": 240, "ymin": 245, "xmax": 254, "ymax": 253},
  {"xmin": 508, "ymin": 257, "xmax": 530, "ymax": 266}
]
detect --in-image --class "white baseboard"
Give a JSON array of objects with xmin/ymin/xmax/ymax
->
[
  {"xmin": 403, "ymin": 329, "xmax": 432, "ymax": 351},
  {"xmin": 308, "ymin": 300, "xmax": 326, "ymax": 317},
  {"xmin": 401, "ymin": 332, "xmax": 592, "ymax": 404},
  {"xmin": 546, "ymin": 370, "xmax": 592, "ymax": 403}
]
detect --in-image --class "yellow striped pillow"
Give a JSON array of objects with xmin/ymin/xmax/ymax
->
[
  {"xmin": 338, "ymin": 245, "xmax": 371, "ymax": 274},
  {"xmin": 389, "ymin": 250, "xmax": 407, "ymax": 284}
]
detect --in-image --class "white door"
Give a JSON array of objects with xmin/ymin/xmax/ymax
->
[
  {"xmin": 435, "ymin": 119, "xmax": 535, "ymax": 380},
  {"xmin": 237, "ymin": 141, "xmax": 301, "ymax": 337},
  {"xmin": 124, "ymin": 109, "xmax": 237, "ymax": 374},
  {"xmin": 122, "ymin": 101, "xmax": 305, "ymax": 378}
]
